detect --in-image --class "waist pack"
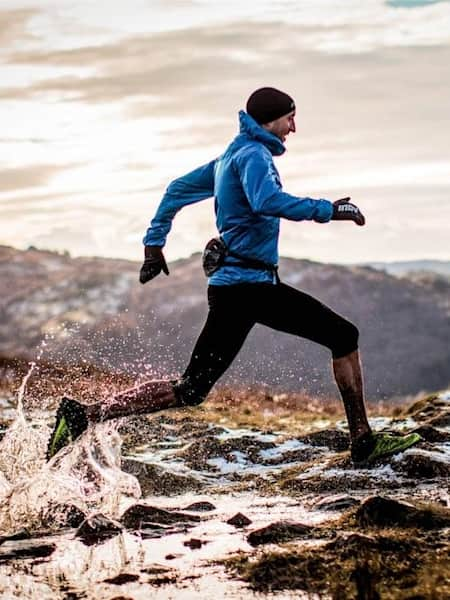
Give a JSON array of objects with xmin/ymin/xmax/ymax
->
[{"xmin": 202, "ymin": 237, "xmax": 278, "ymax": 279}]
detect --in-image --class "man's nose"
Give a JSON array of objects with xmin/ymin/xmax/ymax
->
[{"xmin": 290, "ymin": 119, "xmax": 296, "ymax": 133}]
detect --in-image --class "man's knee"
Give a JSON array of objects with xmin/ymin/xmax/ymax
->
[
  {"xmin": 173, "ymin": 378, "xmax": 207, "ymax": 407},
  {"xmin": 331, "ymin": 320, "xmax": 359, "ymax": 359}
]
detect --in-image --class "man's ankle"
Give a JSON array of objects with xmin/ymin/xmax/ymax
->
[{"xmin": 84, "ymin": 402, "xmax": 100, "ymax": 422}]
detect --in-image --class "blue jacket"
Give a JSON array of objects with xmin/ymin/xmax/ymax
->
[{"xmin": 143, "ymin": 111, "xmax": 333, "ymax": 285}]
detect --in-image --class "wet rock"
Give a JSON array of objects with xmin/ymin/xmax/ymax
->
[
  {"xmin": 183, "ymin": 501, "xmax": 216, "ymax": 511},
  {"xmin": 41, "ymin": 503, "xmax": 86, "ymax": 529},
  {"xmin": 411, "ymin": 424, "xmax": 450, "ymax": 443},
  {"xmin": 141, "ymin": 565, "xmax": 172, "ymax": 576},
  {"xmin": 121, "ymin": 459, "xmax": 202, "ymax": 496},
  {"xmin": 315, "ymin": 494, "xmax": 360, "ymax": 511},
  {"xmin": 0, "ymin": 423, "xmax": 8, "ymax": 442},
  {"xmin": 404, "ymin": 395, "xmax": 450, "ymax": 426},
  {"xmin": 183, "ymin": 538, "xmax": 205, "ymax": 549},
  {"xmin": 227, "ymin": 512, "xmax": 252, "ymax": 528},
  {"xmin": 121, "ymin": 504, "xmax": 200, "ymax": 529},
  {"xmin": 354, "ymin": 496, "xmax": 450, "ymax": 529},
  {"xmin": 393, "ymin": 451, "xmax": 450, "ymax": 479},
  {"xmin": 76, "ymin": 514, "xmax": 123, "ymax": 546},
  {"xmin": 0, "ymin": 529, "xmax": 31, "ymax": 545},
  {"xmin": 298, "ymin": 429, "xmax": 349, "ymax": 452},
  {"xmin": 139, "ymin": 526, "xmax": 178, "ymax": 539},
  {"xmin": 0, "ymin": 539, "xmax": 56, "ymax": 562},
  {"xmin": 405, "ymin": 394, "xmax": 441, "ymax": 417},
  {"xmin": 104, "ymin": 573, "xmax": 140, "ymax": 585},
  {"xmin": 425, "ymin": 412, "xmax": 450, "ymax": 428},
  {"xmin": 144, "ymin": 573, "xmax": 178, "ymax": 586},
  {"xmin": 247, "ymin": 521, "xmax": 314, "ymax": 546}
]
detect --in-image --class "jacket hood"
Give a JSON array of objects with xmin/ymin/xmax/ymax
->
[{"xmin": 238, "ymin": 110, "xmax": 286, "ymax": 157}]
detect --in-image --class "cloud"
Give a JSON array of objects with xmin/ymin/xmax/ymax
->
[
  {"xmin": 2, "ymin": 19, "xmax": 449, "ymax": 132},
  {"xmin": 0, "ymin": 164, "xmax": 77, "ymax": 192},
  {"xmin": 0, "ymin": 8, "xmax": 37, "ymax": 47},
  {"xmin": 2, "ymin": 21, "xmax": 364, "ymax": 112}
]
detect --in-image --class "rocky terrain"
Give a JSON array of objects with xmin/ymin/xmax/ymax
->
[
  {"xmin": 0, "ymin": 364, "xmax": 448, "ymax": 599},
  {"xmin": 0, "ymin": 245, "xmax": 449, "ymax": 400}
]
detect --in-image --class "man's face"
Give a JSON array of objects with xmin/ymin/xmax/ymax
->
[{"xmin": 263, "ymin": 111, "xmax": 296, "ymax": 143}]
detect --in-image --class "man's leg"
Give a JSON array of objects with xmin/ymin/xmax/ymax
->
[
  {"xmin": 82, "ymin": 284, "xmax": 256, "ymax": 419},
  {"xmin": 85, "ymin": 379, "xmax": 179, "ymax": 422},
  {"xmin": 253, "ymin": 282, "xmax": 369, "ymax": 440},
  {"xmin": 47, "ymin": 284, "xmax": 255, "ymax": 459},
  {"xmin": 332, "ymin": 349, "xmax": 370, "ymax": 440},
  {"xmin": 174, "ymin": 284, "xmax": 256, "ymax": 406},
  {"xmin": 253, "ymin": 282, "xmax": 420, "ymax": 463},
  {"xmin": 86, "ymin": 285, "xmax": 255, "ymax": 419}
]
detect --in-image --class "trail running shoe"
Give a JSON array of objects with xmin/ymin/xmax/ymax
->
[
  {"xmin": 46, "ymin": 397, "xmax": 88, "ymax": 460},
  {"xmin": 351, "ymin": 431, "xmax": 422, "ymax": 467}
]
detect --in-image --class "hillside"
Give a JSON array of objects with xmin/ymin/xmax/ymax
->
[
  {"xmin": 0, "ymin": 245, "xmax": 449, "ymax": 399},
  {"xmin": 363, "ymin": 259, "xmax": 450, "ymax": 278}
]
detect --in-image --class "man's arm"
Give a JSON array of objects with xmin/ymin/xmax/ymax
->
[
  {"xmin": 237, "ymin": 148, "xmax": 333, "ymax": 222},
  {"xmin": 143, "ymin": 160, "xmax": 216, "ymax": 247},
  {"xmin": 140, "ymin": 160, "xmax": 216, "ymax": 283},
  {"xmin": 238, "ymin": 149, "xmax": 365, "ymax": 226}
]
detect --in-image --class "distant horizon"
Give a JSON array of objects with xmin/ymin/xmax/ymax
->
[{"xmin": 4, "ymin": 242, "xmax": 449, "ymax": 268}]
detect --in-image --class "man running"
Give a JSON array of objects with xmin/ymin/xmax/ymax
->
[{"xmin": 47, "ymin": 87, "xmax": 420, "ymax": 465}]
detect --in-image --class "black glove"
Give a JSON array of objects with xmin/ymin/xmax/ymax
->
[
  {"xmin": 139, "ymin": 246, "xmax": 169, "ymax": 284},
  {"xmin": 332, "ymin": 197, "xmax": 365, "ymax": 226}
]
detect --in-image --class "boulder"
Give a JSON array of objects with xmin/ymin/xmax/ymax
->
[
  {"xmin": 227, "ymin": 512, "xmax": 252, "ymax": 528},
  {"xmin": 76, "ymin": 514, "xmax": 123, "ymax": 546},
  {"xmin": 354, "ymin": 496, "xmax": 450, "ymax": 529},
  {"xmin": 121, "ymin": 459, "xmax": 202, "ymax": 496},
  {"xmin": 0, "ymin": 540, "xmax": 56, "ymax": 562},
  {"xmin": 41, "ymin": 503, "xmax": 86, "ymax": 529},
  {"xmin": 104, "ymin": 573, "xmax": 140, "ymax": 585},
  {"xmin": 0, "ymin": 529, "xmax": 31, "ymax": 545},
  {"xmin": 247, "ymin": 521, "xmax": 314, "ymax": 546},
  {"xmin": 121, "ymin": 504, "xmax": 200, "ymax": 529},
  {"xmin": 182, "ymin": 501, "xmax": 216, "ymax": 512},
  {"xmin": 315, "ymin": 494, "xmax": 360, "ymax": 511},
  {"xmin": 183, "ymin": 538, "xmax": 205, "ymax": 549}
]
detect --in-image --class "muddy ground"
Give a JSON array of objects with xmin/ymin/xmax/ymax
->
[{"xmin": 0, "ymin": 363, "xmax": 449, "ymax": 599}]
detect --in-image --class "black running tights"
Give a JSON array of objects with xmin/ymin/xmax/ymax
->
[{"xmin": 175, "ymin": 282, "xmax": 359, "ymax": 405}]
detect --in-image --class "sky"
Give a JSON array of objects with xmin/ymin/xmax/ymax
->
[{"xmin": 1, "ymin": 0, "xmax": 449, "ymax": 265}]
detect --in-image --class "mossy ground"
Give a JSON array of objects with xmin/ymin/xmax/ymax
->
[{"xmin": 223, "ymin": 527, "xmax": 450, "ymax": 598}]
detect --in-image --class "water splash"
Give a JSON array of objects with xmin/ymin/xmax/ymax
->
[
  {"xmin": 0, "ymin": 418, "xmax": 141, "ymax": 535},
  {"xmin": 0, "ymin": 354, "xmax": 142, "ymax": 536},
  {"xmin": 14, "ymin": 361, "xmax": 37, "ymax": 424}
]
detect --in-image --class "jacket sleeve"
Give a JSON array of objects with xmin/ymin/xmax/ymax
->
[
  {"xmin": 143, "ymin": 160, "xmax": 216, "ymax": 246},
  {"xmin": 236, "ymin": 148, "xmax": 333, "ymax": 223}
]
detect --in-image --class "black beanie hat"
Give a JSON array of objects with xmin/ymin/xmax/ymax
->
[{"xmin": 246, "ymin": 87, "xmax": 295, "ymax": 125}]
